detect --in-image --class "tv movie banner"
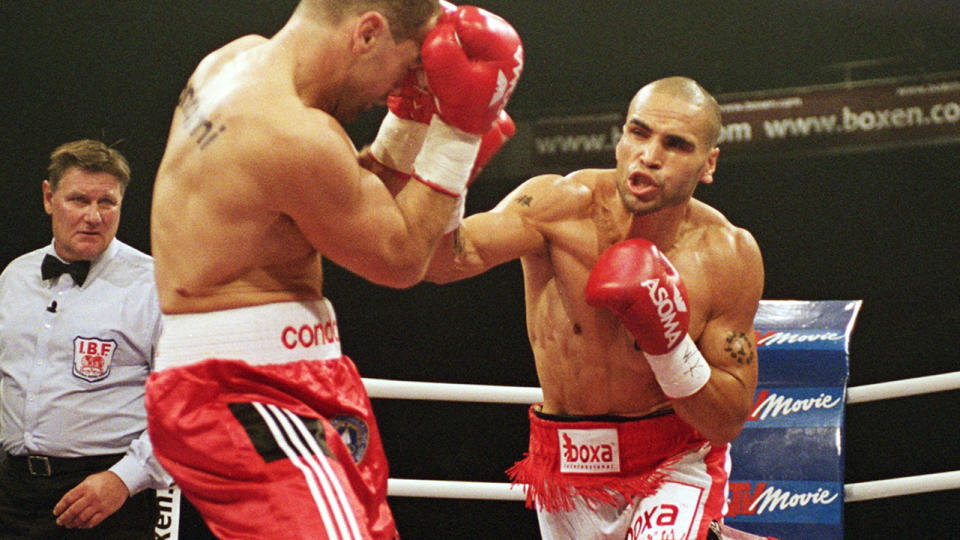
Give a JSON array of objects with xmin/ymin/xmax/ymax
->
[{"xmin": 724, "ymin": 299, "xmax": 862, "ymax": 539}]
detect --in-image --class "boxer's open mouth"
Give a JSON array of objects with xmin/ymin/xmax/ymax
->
[{"xmin": 628, "ymin": 171, "xmax": 659, "ymax": 199}]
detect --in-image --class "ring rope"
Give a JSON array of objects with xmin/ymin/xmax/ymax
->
[
  {"xmin": 844, "ymin": 471, "xmax": 960, "ymax": 502},
  {"xmin": 363, "ymin": 370, "xmax": 960, "ymax": 404},
  {"xmin": 365, "ymin": 373, "xmax": 960, "ymax": 502},
  {"xmin": 363, "ymin": 378, "xmax": 543, "ymax": 404},
  {"xmin": 386, "ymin": 471, "xmax": 960, "ymax": 503},
  {"xmin": 845, "ymin": 371, "xmax": 960, "ymax": 404},
  {"xmin": 388, "ymin": 479, "xmax": 526, "ymax": 501}
]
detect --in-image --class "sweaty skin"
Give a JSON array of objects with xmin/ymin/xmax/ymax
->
[
  {"xmin": 153, "ymin": 36, "xmax": 328, "ymax": 313},
  {"xmin": 152, "ymin": 10, "xmax": 455, "ymax": 314},
  {"xmin": 427, "ymin": 80, "xmax": 763, "ymax": 445}
]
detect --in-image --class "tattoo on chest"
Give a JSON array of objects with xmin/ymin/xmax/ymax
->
[
  {"xmin": 724, "ymin": 332, "xmax": 754, "ymax": 364},
  {"xmin": 516, "ymin": 194, "xmax": 533, "ymax": 207},
  {"xmin": 178, "ymin": 84, "xmax": 227, "ymax": 150}
]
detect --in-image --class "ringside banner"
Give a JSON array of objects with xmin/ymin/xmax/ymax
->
[
  {"xmin": 487, "ymin": 73, "xmax": 960, "ymax": 177},
  {"xmin": 717, "ymin": 76, "xmax": 960, "ymax": 156},
  {"xmin": 724, "ymin": 300, "xmax": 862, "ymax": 540}
]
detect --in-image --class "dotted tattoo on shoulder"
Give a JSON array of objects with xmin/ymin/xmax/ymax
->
[{"xmin": 724, "ymin": 332, "xmax": 754, "ymax": 365}]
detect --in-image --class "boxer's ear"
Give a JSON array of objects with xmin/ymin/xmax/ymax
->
[
  {"xmin": 352, "ymin": 11, "xmax": 389, "ymax": 53},
  {"xmin": 700, "ymin": 147, "xmax": 719, "ymax": 186}
]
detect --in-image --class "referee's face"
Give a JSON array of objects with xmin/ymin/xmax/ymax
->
[{"xmin": 43, "ymin": 167, "xmax": 123, "ymax": 262}]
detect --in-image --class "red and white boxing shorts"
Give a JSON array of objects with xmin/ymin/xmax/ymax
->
[
  {"xmin": 508, "ymin": 406, "xmax": 729, "ymax": 540},
  {"xmin": 146, "ymin": 299, "xmax": 395, "ymax": 540}
]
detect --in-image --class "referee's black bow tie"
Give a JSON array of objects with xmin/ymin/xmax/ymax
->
[{"xmin": 41, "ymin": 254, "xmax": 90, "ymax": 286}]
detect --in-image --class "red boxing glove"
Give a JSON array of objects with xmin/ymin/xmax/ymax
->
[
  {"xmin": 585, "ymin": 239, "xmax": 690, "ymax": 353},
  {"xmin": 413, "ymin": 6, "xmax": 523, "ymax": 197},
  {"xmin": 585, "ymin": 239, "xmax": 710, "ymax": 398},
  {"xmin": 470, "ymin": 110, "xmax": 515, "ymax": 182},
  {"xmin": 370, "ymin": 69, "xmax": 435, "ymax": 175},
  {"xmin": 422, "ymin": 5, "xmax": 524, "ymax": 135},
  {"xmin": 386, "ymin": 68, "xmax": 436, "ymax": 124},
  {"xmin": 412, "ymin": 6, "xmax": 522, "ymax": 196}
]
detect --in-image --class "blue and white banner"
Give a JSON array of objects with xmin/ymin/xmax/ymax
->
[{"xmin": 725, "ymin": 300, "xmax": 861, "ymax": 539}]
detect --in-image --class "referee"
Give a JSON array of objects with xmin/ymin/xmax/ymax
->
[{"xmin": 0, "ymin": 140, "xmax": 171, "ymax": 538}]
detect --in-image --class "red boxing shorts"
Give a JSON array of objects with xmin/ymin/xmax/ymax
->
[
  {"xmin": 146, "ymin": 299, "xmax": 395, "ymax": 540},
  {"xmin": 508, "ymin": 405, "xmax": 729, "ymax": 540}
]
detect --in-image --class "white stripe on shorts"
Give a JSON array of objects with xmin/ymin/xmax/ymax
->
[{"xmin": 252, "ymin": 402, "xmax": 363, "ymax": 540}]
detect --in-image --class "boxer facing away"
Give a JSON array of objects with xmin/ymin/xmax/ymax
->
[
  {"xmin": 146, "ymin": 1, "xmax": 522, "ymax": 538},
  {"xmin": 426, "ymin": 77, "xmax": 764, "ymax": 540}
]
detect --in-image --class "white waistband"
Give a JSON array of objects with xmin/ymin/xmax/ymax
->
[{"xmin": 155, "ymin": 299, "xmax": 342, "ymax": 371}]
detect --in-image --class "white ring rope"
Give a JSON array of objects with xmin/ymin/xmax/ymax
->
[
  {"xmin": 364, "ymin": 370, "xmax": 960, "ymax": 404},
  {"xmin": 387, "ymin": 471, "xmax": 960, "ymax": 503},
  {"xmin": 364, "ymin": 372, "xmax": 960, "ymax": 503},
  {"xmin": 363, "ymin": 378, "xmax": 542, "ymax": 404},
  {"xmin": 844, "ymin": 471, "xmax": 960, "ymax": 502},
  {"xmin": 388, "ymin": 479, "xmax": 526, "ymax": 501},
  {"xmin": 845, "ymin": 370, "xmax": 960, "ymax": 404}
]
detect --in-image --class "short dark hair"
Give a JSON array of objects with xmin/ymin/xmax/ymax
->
[
  {"xmin": 47, "ymin": 139, "xmax": 131, "ymax": 193},
  {"xmin": 308, "ymin": 0, "xmax": 440, "ymax": 41}
]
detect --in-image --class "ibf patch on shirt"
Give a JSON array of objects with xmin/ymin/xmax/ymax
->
[
  {"xmin": 73, "ymin": 337, "xmax": 117, "ymax": 382},
  {"xmin": 558, "ymin": 428, "xmax": 621, "ymax": 474}
]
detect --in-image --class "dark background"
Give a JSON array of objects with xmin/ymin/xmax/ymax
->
[{"xmin": 2, "ymin": 1, "xmax": 958, "ymax": 538}]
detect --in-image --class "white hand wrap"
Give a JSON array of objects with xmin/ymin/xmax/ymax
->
[
  {"xmin": 370, "ymin": 111, "xmax": 429, "ymax": 175},
  {"xmin": 412, "ymin": 116, "xmax": 482, "ymax": 197},
  {"xmin": 645, "ymin": 334, "xmax": 711, "ymax": 399}
]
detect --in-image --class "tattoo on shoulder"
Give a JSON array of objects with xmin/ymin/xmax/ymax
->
[
  {"xmin": 516, "ymin": 194, "xmax": 533, "ymax": 207},
  {"xmin": 177, "ymin": 84, "xmax": 227, "ymax": 151},
  {"xmin": 724, "ymin": 332, "xmax": 754, "ymax": 365}
]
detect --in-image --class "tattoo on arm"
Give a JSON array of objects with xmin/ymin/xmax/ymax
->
[
  {"xmin": 724, "ymin": 332, "xmax": 754, "ymax": 365},
  {"xmin": 516, "ymin": 194, "xmax": 533, "ymax": 207},
  {"xmin": 452, "ymin": 228, "xmax": 466, "ymax": 255}
]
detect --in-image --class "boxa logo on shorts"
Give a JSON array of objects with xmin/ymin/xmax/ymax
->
[
  {"xmin": 626, "ymin": 504, "xmax": 686, "ymax": 540},
  {"xmin": 281, "ymin": 320, "xmax": 339, "ymax": 349},
  {"xmin": 558, "ymin": 428, "xmax": 620, "ymax": 473}
]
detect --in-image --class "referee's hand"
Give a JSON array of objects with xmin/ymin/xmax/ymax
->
[{"xmin": 53, "ymin": 470, "xmax": 129, "ymax": 529}]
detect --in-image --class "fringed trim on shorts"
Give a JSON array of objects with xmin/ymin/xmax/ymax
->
[{"xmin": 506, "ymin": 405, "xmax": 706, "ymax": 513}]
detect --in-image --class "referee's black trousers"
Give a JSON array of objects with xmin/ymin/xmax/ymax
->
[{"xmin": 0, "ymin": 454, "xmax": 157, "ymax": 540}]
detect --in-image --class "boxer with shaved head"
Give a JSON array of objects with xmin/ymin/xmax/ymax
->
[{"xmin": 426, "ymin": 77, "xmax": 765, "ymax": 539}]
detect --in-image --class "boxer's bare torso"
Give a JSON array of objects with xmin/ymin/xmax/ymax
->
[
  {"xmin": 428, "ymin": 75, "xmax": 762, "ymax": 449},
  {"xmin": 515, "ymin": 170, "xmax": 751, "ymax": 417},
  {"xmin": 430, "ymin": 168, "xmax": 759, "ymax": 420},
  {"xmin": 152, "ymin": 36, "xmax": 326, "ymax": 313}
]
